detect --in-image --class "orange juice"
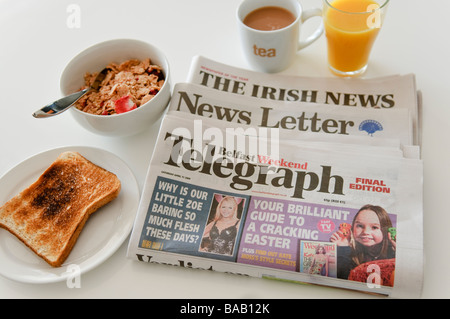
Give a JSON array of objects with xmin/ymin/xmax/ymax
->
[{"xmin": 324, "ymin": 0, "xmax": 383, "ymax": 75}]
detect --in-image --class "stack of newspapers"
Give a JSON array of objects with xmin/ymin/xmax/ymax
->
[{"xmin": 127, "ymin": 56, "xmax": 423, "ymax": 298}]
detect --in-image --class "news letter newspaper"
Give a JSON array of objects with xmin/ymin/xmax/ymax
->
[
  {"xmin": 127, "ymin": 57, "xmax": 423, "ymax": 298},
  {"xmin": 167, "ymin": 82, "xmax": 414, "ymax": 147},
  {"xmin": 187, "ymin": 55, "xmax": 421, "ymax": 146}
]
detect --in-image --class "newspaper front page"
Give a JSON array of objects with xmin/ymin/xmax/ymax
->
[
  {"xmin": 127, "ymin": 57, "xmax": 423, "ymax": 298},
  {"xmin": 168, "ymin": 82, "xmax": 414, "ymax": 147},
  {"xmin": 187, "ymin": 56, "xmax": 421, "ymax": 146}
]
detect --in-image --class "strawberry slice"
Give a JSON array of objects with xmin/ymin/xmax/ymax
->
[{"xmin": 114, "ymin": 95, "xmax": 137, "ymax": 114}]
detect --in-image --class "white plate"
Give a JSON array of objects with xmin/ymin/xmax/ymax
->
[{"xmin": 0, "ymin": 146, "xmax": 139, "ymax": 284}]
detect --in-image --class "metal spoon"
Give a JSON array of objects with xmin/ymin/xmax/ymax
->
[{"xmin": 32, "ymin": 67, "xmax": 110, "ymax": 118}]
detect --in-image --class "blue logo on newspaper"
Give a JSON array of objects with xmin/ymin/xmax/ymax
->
[{"xmin": 359, "ymin": 119, "xmax": 383, "ymax": 136}]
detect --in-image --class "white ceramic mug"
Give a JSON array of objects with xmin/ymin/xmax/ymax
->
[{"xmin": 237, "ymin": 0, "xmax": 323, "ymax": 73}]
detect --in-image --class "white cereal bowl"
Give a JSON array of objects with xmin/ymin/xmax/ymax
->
[{"xmin": 60, "ymin": 39, "xmax": 171, "ymax": 137}]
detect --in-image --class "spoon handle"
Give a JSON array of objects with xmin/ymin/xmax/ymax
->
[{"xmin": 32, "ymin": 88, "xmax": 89, "ymax": 118}]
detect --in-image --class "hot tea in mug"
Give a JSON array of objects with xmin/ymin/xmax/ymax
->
[
  {"xmin": 243, "ymin": 6, "xmax": 296, "ymax": 31},
  {"xmin": 237, "ymin": 0, "xmax": 323, "ymax": 73}
]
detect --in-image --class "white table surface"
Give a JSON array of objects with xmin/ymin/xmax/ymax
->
[{"xmin": 0, "ymin": 0, "xmax": 448, "ymax": 299}]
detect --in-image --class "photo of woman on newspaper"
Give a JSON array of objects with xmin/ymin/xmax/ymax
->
[
  {"xmin": 308, "ymin": 244, "xmax": 330, "ymax": 277},
  {"xmin": 200, "ymin": 194, "xmax": 244, "ymax": 256},
  {"xmin": 330, "ymin": 204, "xmax": 396, "ymax": 286}
]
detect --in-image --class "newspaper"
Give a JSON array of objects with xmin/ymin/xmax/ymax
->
[
  {"xmin": 127, "ymin": 57, "xmax": 423, "ymax": 298},
  {"xmin": 168, "ymin": 82, "xmax": 414, "ymax": 147},
  {"xmin": 187, "ymin": 55, "xmax": 421, "ymax": 146},
  {"xmin": 127, "ymin": 118, "xmax": 423, "ymax": 297}
]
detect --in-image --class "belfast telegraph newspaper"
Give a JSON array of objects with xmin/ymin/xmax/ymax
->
[{"xmin": 127, "ymin": 56, "xmax": 424, "ymax": 298}]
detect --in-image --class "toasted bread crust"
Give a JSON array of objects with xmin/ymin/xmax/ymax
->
[{"xmin": 0, "ymin": 151, "xmax": 121, "ymax": 267}]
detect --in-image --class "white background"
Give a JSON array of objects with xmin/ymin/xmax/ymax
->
[{"xmin": 0, "ymin": 0, "xmax": 448, "ymax": 299}]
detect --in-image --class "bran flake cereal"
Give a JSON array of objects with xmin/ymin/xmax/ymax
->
[{"xmin": 74, "ymin": 58, "xmax": 165, "ymax": 115}]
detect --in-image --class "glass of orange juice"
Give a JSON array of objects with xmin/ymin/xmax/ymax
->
[{"xmin": 323, "ymin": 0, "xmax": 389, "ymax": 77}]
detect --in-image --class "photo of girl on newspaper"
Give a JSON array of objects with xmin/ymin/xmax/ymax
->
[
  {"xmin": 330, "ymin": 204, "xmax": 396, "ymax": 286},
  {"xmin": 200, "ymin": 194, "xmax": 245, "ymax": 256}
]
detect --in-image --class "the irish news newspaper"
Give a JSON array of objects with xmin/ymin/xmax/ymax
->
[{"xmin": 127, "ymin": 56, "xmax": 424, "ymax": 298}]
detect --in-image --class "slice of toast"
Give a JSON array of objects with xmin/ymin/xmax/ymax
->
[{"xmin": 0, "ymin": 151, "xmax": 121, "ymax": 267}]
